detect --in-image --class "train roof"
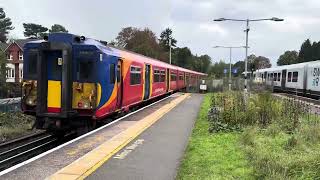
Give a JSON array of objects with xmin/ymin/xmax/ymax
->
[
  {"xmin": 254, "ymin": 60, "xmax": 320, "ymax": 73},
  {"xmin": 25, "ymin": 33, "xmax": 207, "ymax": 76}
]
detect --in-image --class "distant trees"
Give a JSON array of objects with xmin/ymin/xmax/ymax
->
[
  {"xmin": 0, "ymin": 51, "xmax": 7, "ymax": 97},
  {"xmin": 23, "ymin": 23, "xmax": 48, "ymax": 38},
  {"xmin": 277, "ymin": 39, "xmax": 320, "ymax": 66},
  {"xmin": 277, "ymin": 51, "xmax": 298, "ymax": 65},
  {"xmin": 159, "ymin": 28, "xmax": 177, "ymax": 51},
  {"xmin": 0, "ymin": 8, "xmax": 14, "ymax": 43},
  {"xmin": 23, "ymin": 23, "xmax": 69, "ymax": 38},
  {"xmin": 112, "ymin": 27, "xmax": 212, "ymax": 73},
  {"xmin": 49, "ymin": 24, "xmax": 68, "ymax": 33}
]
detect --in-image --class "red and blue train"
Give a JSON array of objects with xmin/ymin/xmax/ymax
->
[{"xmin": 21, "ymin": 33, "xmax": 206, "ymax": 131}]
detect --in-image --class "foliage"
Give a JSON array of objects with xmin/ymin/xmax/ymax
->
[
  {"xmin": 0, "ymin": 51, "xmax": 7, "ymax": 97},
  {"xmin": 112, "ymin": 27, "xmax": 212, "ymax": 73},
  {"xmin": 49, "ymin": 24, "xmax": 68, "ymax": 33},
  {"xmin": 0, "ymin": 112, "xmax": 35, "ymax": 142},
  {"xmin": 298, "ymin": 39, "xmax": 313, "ymax": 63},
  {"xmin": 23, "ymin": 23, "xmax": 48, "ymax": 38},
  {"xmin": 277, "ymin": 50, "xmax": 298, "ymax": 65},
  {"xmin": 177, "ymin": 94, "xmax": 253, "ymax": 179},
  {"xmin": 207, "ymin": 91, "xmax": 320, "ymax": 179},
  {"xmin": 208, "ymin": 92, "xmax": 305, "ymax": 133},
  {"xmin": 0, "ymin": 8, "xmax": 14, "ymax": 43},
  {"xmin": 159, "ymin": 28, "xmax": 176, "ymax": 51},
  {"xmin": 240, "ymin": 123, "xmax": 320, "ymax": 179}
]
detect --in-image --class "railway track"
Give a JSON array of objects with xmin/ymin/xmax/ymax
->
[
  {"xmin": 0, "ymin": 131, "xmax": 75, "ymax": 171},
  {"xmin": 0, "ymin": 93, "xmax": 175, "ymax": 173},
  {"xmin": 272, "ymin": 93, "xmax": 320, "ymax": 114}
]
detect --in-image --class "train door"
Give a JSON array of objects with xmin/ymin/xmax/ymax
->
[
  {"xmin": 46, "ymin": 50, "xmax": 65, "ymax": 113},
  {"xmin": 143, "ymin": 64, "xmax": 151, "ymax": 100},
  {"xmin": 37, "ymin": 44, "xmax": 73, "ymax": 118},
  {"xmin": 116, "ymin": 60, "xmax": 122, "ymax": 109},
  {"xmin": 166, "ymin": 69, "xmax": 170, "ymax": 92},
  {"xmin": 281, "ymin": 69, "xmax": 287, "ymax": 90}
]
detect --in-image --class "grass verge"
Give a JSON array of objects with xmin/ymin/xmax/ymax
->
[
  {"xmin": 0, "ymin": 112, "xmax": 35, "ymax": 142},
  {"xmin": 176, "ymin": 94, "xmax": 253, "ymax": 180}
]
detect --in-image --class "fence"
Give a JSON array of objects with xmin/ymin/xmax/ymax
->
[{"xmin": 0, "ymin": 97, "xmax": 21, "ymax": 112}]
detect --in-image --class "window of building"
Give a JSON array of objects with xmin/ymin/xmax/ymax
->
[
  {"xmin": 288, "ymin": 72, "xmax": 292, "ymax": 82},
  {"xmin": 277, "ymin": 73, "xmax": 281, "ymax": 81},
  {"xmin": 19, "ymin": 51, "xmax": 23, "ymax": 60},
  {"xmin": 130, "ymin": 66, "xmax": 141, "ymax": 85},
  {"xmin": 7, "ymin": 52, "xmax": 13, "ymax": 60},
  {"xmin": 170, "ymin": 73, "xmax": 177, "ymax": 81},
  {"xmin": 292, "ymin": 71, "xmax": 298, "ymax": 82},
  {"xmin": 6, "ymin": 68, "xmax": 15, "ymax": 78},
  {"xmin": 109, "ymin": 64, "xmax": 115, "ymax": 84}
]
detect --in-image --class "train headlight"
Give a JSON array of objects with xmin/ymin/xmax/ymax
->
[
  {"xmin": 26, "ymin": 97, "xmax": 36, "ymax": 106},
  {"xmin": 77, "ymin": 99, "xmax": 91, "ymax": 109}
]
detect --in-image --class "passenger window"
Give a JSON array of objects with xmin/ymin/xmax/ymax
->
[
  {"xmin": 109, "ymin": 64, "xmax": 115, "ymax": 84},
  {"xmin": 292, "ymin": 71, "xmax": 298, "ymax": 82},
  {"xmin": 130, "ymin": 66, "xmax": 141, "ymax": 85},
  {"xmin": 170, "ymin": 73, "xmax": 177, "ymax": 81},
  {"xmin": 288, "ymin": 72, "xmax": 292, "ymax": 82},
  {"xmin": 278, "ymin": 73, "xmax": 281, "ymax": 81},
  {"xmin": 78, "ymin": 61, "xmax": 94, "ymax": 81},
  {"xmin": 154, "ymin": 69, "xmax": 160, "ymax": 82},
  {"xmin": 274, "ymin": 73, "xmax": 277, "ymax": 81},
  {"xmin": 117, "ymin": 65, "xmax": 121, "ymax": 82}
]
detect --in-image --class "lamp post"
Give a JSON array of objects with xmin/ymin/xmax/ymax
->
[
  {"xmin": 213, "ymin": 46, "xmax": 246, "ymax": 91},
  {"xmin": 213, "ymin": 17, "xmax": 283, "ymax": 93},
  {"xmin": 169, "ymin": 38, "xmax": 172, "ymax": 64}
]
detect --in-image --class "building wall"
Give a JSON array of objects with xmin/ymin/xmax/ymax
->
[{"xmin": 5, "ymin": 43, "xmax": 23, "ymax": 83}]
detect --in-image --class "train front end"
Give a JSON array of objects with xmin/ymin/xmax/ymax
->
[{"xmin": 21, "ymin": 33, "xmax": 100, "ymax": 131}]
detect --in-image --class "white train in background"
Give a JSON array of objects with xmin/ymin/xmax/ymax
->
[{"xmin": 253, "ymin": 60, "xmax": 320, "ymax": 98}]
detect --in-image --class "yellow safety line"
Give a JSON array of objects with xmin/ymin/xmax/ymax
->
[{"xmin": 48, "ymin": 93, "xmax": 190, "ymax": 180}]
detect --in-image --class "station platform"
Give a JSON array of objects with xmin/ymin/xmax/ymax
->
[{"xmin": 0, "ymin": 93, "xmax": 203, "ymax": 180}]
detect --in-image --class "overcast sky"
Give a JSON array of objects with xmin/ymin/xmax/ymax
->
[{"xmin": 1, "ymin": 0, "xmax": 320, "ymax": 66}]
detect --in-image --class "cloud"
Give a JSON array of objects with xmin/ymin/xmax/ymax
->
[{"xmin": 1, "ymin": 0, "xmax": 320, "ymax": 66}]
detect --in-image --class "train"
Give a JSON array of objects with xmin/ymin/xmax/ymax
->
[
  {"xmin": 21, "ymin": 33, "xmax": 206, "ymax": 132},
  {"xmin": 253, "ymin": 60, "xmax": 320, "ymax": 98}
]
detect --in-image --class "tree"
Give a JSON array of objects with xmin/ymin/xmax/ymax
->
[
  {"xmin": 0, "ymin": 8, "xmax": 14, "ymax": 43},
  {"xmin": 0, "ymin": 51, "xmax": 7, "ymax": 97},
  {"xmin": 298, "ymin": 39, "xmax": 312, "ymax": 62},
  {"xmin": 172, "ymin": 47, "xmax": 192, "ymax": 67},
  {"xmin": 159, "ymin": 28, "xmax": 177, "ymax": 51},
  {"xmin": 246, "ymin": 54, "xmax": 271, "ymax": 71},
  {"xmin": 115, "ymin": 27, "xmax": 138, "ymax": 48},
  {"xmin": 23, "ymin": 23, "xmax": 48, "ymax": 38},
  {"xmin": 277, "ymin": 50, "xmax": 298, "ymax": 65},
  {"xmin": 254, "ymin": 56, "xmax": 272, "ymax": 69},
  {"xmin": 125, "ymin": 28, "xmax": 164, "ymax": 60},
  {"xmin": 233, "ymin": 61, "xmax": 245, "ymax": 76},
  {"xmin": 49, "ymin": 24, "xmax": 68, "ymax": 33},
  {"xmin": 209, "ymin": 60, "xmax": 228, "ymax": 78}
]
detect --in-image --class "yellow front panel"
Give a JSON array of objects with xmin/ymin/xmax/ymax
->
[
  {"xmin": 47, "ymin": 80, "xmax": 61, "ymax": 108},
  {"xmin": 72, "ymin": 82, "xmax": 97, "ymax": 109}
]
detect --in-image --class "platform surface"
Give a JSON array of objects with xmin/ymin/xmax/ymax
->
[{"xmin": 87, "ymin": 94, "xmax": 203, "ymax": 180}]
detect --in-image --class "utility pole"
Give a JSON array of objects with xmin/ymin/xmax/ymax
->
[
  {"xmin": 213, "ymin": 46, "xmax": 246, "ymax": 91},
  {"xmin": 169, "ymin": 38, "xmax": 172, "ymax": 64},
  {"xmin": 213, "ymin": 17, "xmax": 283, "ymax": 98}
]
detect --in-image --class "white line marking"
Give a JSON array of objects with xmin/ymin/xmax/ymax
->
[{"xmin": 0, "ymin": 94, "xmax": 176, "ymax": 176}]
